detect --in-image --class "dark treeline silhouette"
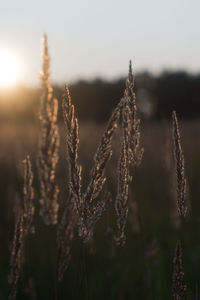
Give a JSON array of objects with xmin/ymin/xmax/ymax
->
[
  {"xmin": 154, "ymin": 71, "xmax": 200, "ymax": 120},
  {"xmin": 1, "ymin": 71, "xmax": 200, "ymax": 124},
  {"xmin": 54, "ymin": 78, "xmax": 125, "ymax": 123}
]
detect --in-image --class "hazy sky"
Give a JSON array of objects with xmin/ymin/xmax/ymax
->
[{"xmin": 1, "ymin": 0, "xmax": 200, "ymax": 85}]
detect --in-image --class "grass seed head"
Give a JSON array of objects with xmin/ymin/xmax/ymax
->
[
  {"xmin": 172, "ymin": 111, "xmax": 187, "ymax": 218},
  {"xmin": 37, "ymin": 34, "xmax": 60, "ymax": 225}
]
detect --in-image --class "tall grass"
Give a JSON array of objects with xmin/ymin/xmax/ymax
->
[
  {"xmin": 6, "ymin": 36, "xmax": 198, "ymax": 300},
  {"xmin": 37, "ymin": 35, "xmax": 60, "ymax": 226},
  {"xmin": 8, "ymin": 155, "xmax": 34, "ymax": 299}
]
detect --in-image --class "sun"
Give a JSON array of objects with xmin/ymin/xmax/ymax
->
[{"xmin": 0, "ymin": 50, "xmax": 21, "ymax": 88}]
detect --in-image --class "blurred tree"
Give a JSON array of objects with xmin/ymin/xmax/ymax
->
[
  {"xmin": 154, "ymin": 71, "xmax": 200, "ymax": 120},
  {"xmin": 1, "ymin": 71, "xmax": 200, "ymax": 124}
]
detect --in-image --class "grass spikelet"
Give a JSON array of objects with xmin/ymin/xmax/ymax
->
[
  {"xmin": 8, "ymin": 155, "xmax": 35, "ymax": 299},
  {"xmin": 57, "ymin": 194, "xmax": 76, "ymax": 281},
  {"xmin": 84, "ymin": 98, "xmax": 122, "ymax": 207},
  {"xmin": 23, "ymin": 155, "xmax": 35, "ymax": 235},
  {"xmin": 63, "ymin": 84, "xmax": 121, "ymax": 242},
  {"xmin": 37, "ymin": 34, "xmax": 60, "ymax": 225},
  {"xmin": 172, "ymin": 111, "xmax": 187, "ymax": 218},
  {"xmin": 62, "ymin": 85, "xmax": 82, "ymax": 208},
  {"xmin": 124, "ymin": 61, "xmax": 144, "ymax": 166},
  {"xmin": 115, "ymin": 137, "xmax": 129, "ymax": 246},
  {"xmin": 163, "ymin": 120, "xmax": 180, "ymax": 228},
  {"xmin": 57, "ymin": 86, "xmax": 80, "ymax": 276},
  {"xmin": 56, "ymin": 85, "xmax": 82, "ymax": 279},
  {"xmin": 62, "ymin": 84, "xmax": 82, "ymax": 228},
  {"xmin": 81, "ymin": 103, "xmax": 120, "ymax": 241},
  {"xmin": 8, "ymin": 213, "xmax": 24, "ymax": 300},
  {"xmin": 115, "ymin": 62, "xmax": 143, "ymax": 246},
  {"xmin": 172, "ymin": 240, "xmax": 187, "ymax": 300}
]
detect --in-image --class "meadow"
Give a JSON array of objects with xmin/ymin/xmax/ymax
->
[
  {"xmin": 0, "ymin": 120, "xmax": 200, "ymax": 299},
  {"xmin": 1, "ymin": 38, "xmax": 200, "ymax": 300}
]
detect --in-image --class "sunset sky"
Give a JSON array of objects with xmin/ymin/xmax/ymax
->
[{"xmin": 1, "ymin": 0, "xmax": 200, "ymax": 86}]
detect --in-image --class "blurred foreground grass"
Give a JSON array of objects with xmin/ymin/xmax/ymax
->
[{"xmin": 1, "ymin": 120, "xmax": 200, "ymax": 299}]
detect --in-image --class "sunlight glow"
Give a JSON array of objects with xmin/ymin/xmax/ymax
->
[{"xmin": 0, "ymin": 50, "xmax": 21, "ymax": 88}]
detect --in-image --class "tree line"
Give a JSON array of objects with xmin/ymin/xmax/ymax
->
[{"xmin": 0, "ymin": 71, "xmax": 200, "ymax": 123}]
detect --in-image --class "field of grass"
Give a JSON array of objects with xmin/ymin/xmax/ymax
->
[
  {"xmin": 1, "ymin": 37, "xmax": 200, "ymax": 300},
  {"xmin": 1, "ymin": 118, "xmax": 200, "ymax": 299}
]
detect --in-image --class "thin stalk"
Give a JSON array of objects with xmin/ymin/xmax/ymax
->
[{"xmin": 82, "ymin": 244, "xmax": 89, "ymax": 300}]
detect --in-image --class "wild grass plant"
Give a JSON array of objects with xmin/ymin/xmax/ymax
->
[
  {"xmin": 4, "ymin": 35, "xmax": 199, "ymax": 299},
  {"xmin": 37, "ymin": 35, "xmax": 60, "ymax": 226},
  {"xmin": 8, "ymin": 155, "xmax": 34, "ymax": 299}
]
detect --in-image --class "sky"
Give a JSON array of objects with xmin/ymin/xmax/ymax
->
[{"xmin": 1, "ymin": 0, "xmax": 200, "ymax": 86}]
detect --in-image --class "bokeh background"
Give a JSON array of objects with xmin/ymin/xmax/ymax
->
[{"xmin": 1, "ymin": 0, "xmax": 200, "ymax": 299}]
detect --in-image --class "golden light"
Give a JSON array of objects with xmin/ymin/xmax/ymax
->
[{"xmin": 0, "ymin": 50, "xmax": 22, "ymax": 88}]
